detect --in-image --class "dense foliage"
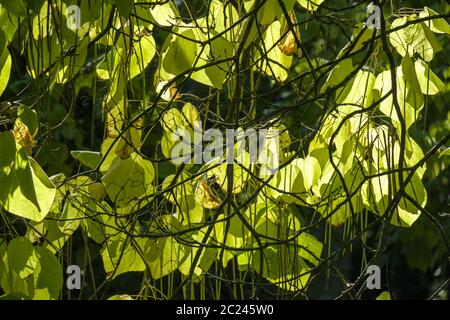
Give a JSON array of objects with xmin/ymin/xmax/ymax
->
[{"xmin": 0, "ymin": 0, "xmax": 449, "ymax": 300}]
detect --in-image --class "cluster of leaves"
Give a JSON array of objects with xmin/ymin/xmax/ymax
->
[{"xmin": 0, "ymin": 0, "xmax": 449, "ymax": 300}]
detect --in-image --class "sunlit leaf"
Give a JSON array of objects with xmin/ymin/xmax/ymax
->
[
  {"xmin": 419, "ymin": 7, "xmax": 450, "ymax": 34},
  {"xmin": 414, "ymin": 60, "xmax": 445, "ymax": 95},
  {"xmin": 102, "ymin": 153, "xmax": 154, "ymax": 207},
  {"xmin": 70, "ymin": 150, "xmax": 101, "ymax": 169},
  {"xmin": 297, "ymin": 0, "xmax": 324, "ymax": 12},
  {"xmin": 0, "ymin": 45, "xmax": 11, "ymax": 97}
]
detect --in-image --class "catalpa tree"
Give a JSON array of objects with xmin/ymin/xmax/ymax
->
[{"xmin": 0, "ymin": 0, "xmax": 449, "ymax": 300}]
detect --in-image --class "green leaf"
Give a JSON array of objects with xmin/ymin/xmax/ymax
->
[
  {"xmin": 81, "ymin": 201, "xmax": 108, "ymax": 244},
  {"xmin": 149, "ymin": 1, "xmax": 178, "ymax": 27},
  {"xmin": 0, "ymin": 0, "xmax": 26, "ymax": 16},
  {"xmin": 209, "ymin": 150, "xmax": 252, "ymax": 194},
  {"xmin": 255, "ymin": 0, "xmax": 279, "ymax": 25},
  {"xmin": 7, "ymin": 237, "xmax": 38, "ymax": 280},
  {"xmin": 414, "ymin": 60, "xmax": 445, "ymax": 95},
  {"xmin": 272, "ymin": 155, "xmax": 321, "ymax": 204},
  {"xmin": 108, "ymin": 294, "xmax": 133, "ymax": 300},
  {"xmin": 162, "ymin": 174, "xmax": 204, "ymax": 224},
  {"xmin": 14, "ymin": 148, "xmax": 40, "ymax": 209},
  {"xmin": 101, "ymin": 231, "xmax": 147, "ymax": 279},
  {"xmin": 160, "ymin": 105, "xmax": 202, "ymax": 166},
  {"xmin": 0, "ymin": 6, "xmax": 21, "ymax": 43},
  {"xmin": 249, "ymin": 212, "xmax": 322, "ymax": 291},
  {"xmin": 129, "ymin": 34, "xmax": 156, "ymax": 80},
  {"xmin": 272, "ymin": 159, "xmax": 303, "ymax": 203},
  {"xmin": 16, "ymin": 106, "xmax": 38, "ymax": 137},
  {"xmin": 260, "ymin": 20, "xmax": 293, "ymax": 82},
  {"xmin": 146, "ymin": 235, "xmax": 188, "ymax": 279},
  {"xmin": 321, "ymin": 58, "xmax": 354, "ymax": 93},
  {"xmin": 32, "ymin": 246, "xmax": 63, "ymax": 300},
  {"xmin": 56, "ymin": 37, "xmax": 89, "ymax": 84},
  {"xmin": 102, "ymin": 153, "xmax": 155, "ymax": 207},
  {"xmin": 258, "ymin": 126, "xmax": 287, "ymax": 177},
  {"xmin": 113, "ymin": 0, "xmax": 133, "ymax": 17},
  {"xmin": 419, "ymin": 7, "xmax": 450, "ymax": 34},
  {"xmin": 365, "ymin": 171, "xmax": 427, "ymax": 227},
  {"xmin": 27, "ymin": 31, "xmax": 63, "ymax": 79},
  {"xmin": 70, "ymin": 150, "xmax": 102, "ymax": 169},
  {"xmin": 314, "ymin": 162, "xmax": 364, "ymax": 226},
  {"xmin": 374, "ymin": 67, "xmax": 421, "ymax": 129},
  {"xmin": 0, "ymin": 238, "xmax": 63, "ymax": 299},
  {"xmin": 194, "ymin": 33, "xmax": 234, "ymax": 89},
  {"xmin": 252, "ymin": 244, "xmax": 312, "ymax": 291},
  {"xmin": 389, "ymin": 16, "xmax": 442, "ymax": 62},
  {"xmin": 100, "ymin": 137, "xmax": 121, "ymax": 173},
  {"xmin": 439, "ymin": 148, "xmax": 450, "ymax": 158},
  {"xmin": 0, "ymin": 46, "xmax": 11, "ymax": 97},
  {"xmin": 0, "ymin": 30, "xmax": 5, "ymax": 59},
  {"xmin": 376, "ymin": 291, "xmax": 392, "ymax": 300},
  {"xmin": 22, "ymin": 0, "xmax": 41, "ymax": 11},
  {"xmin": 162, "ymin": 29, "xmax": 198, "ymax": 80},
  {"xmin": 181, "ymin": 102, "xmax": 201, "ymax": 129},
  {"xmin": 213, "ymin": 213, "xmax": 248, "ymax": 267},
  {"xmin": 0, "ymin": 292, "xmax": 30, "ymax": 300},
  {"xmin": 338, "ymin": 24, "xmax": 374, "ymax": 58},
  {"xmin": 296, "ymin": 156, "xmax": 322, "ymax": 192},
  {"xmin": 297, "ymin": 0, "xmax": 324, "ymax": 12},
  {"xmin": 1, "ymin": 153, "xmax": 57, "ymax": 222},
  {"xmin": 0, "ymin": 239, "xmax": 32, "ymax": 296},
  {"xmin": 297, "ymin": 232, "xmax": 323, "ymax": 266},
  {"xmin": 336, "ymin": 70, "xmax": 376, "ymax": 108},
  {"xmin": 208, "ymin": 0, "xmax": 240, "ymax": 41},
  {"xmin": 161, "ymin": 108, "xmax": 185, "ymax": 132},
  {"xmin": 161, "ymin": 25, "xmax": 234, "ymax": 88},
  {"xmin": 0, "ymin": 131, "xmax": 16, "ymax": 176}
]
